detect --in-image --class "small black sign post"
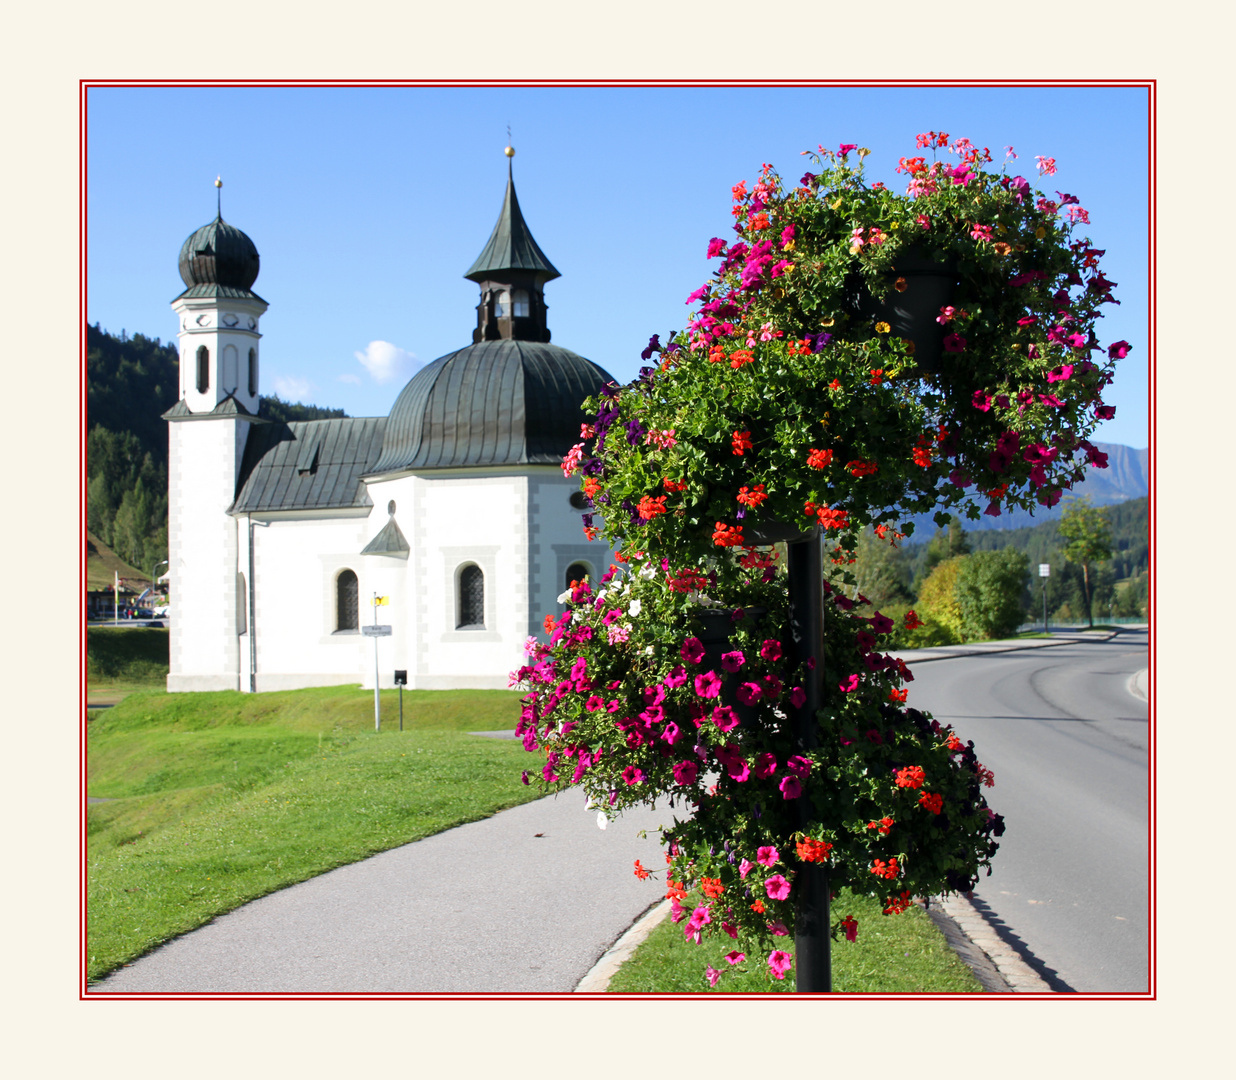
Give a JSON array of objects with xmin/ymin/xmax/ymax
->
[{"xmin": 394, "ymin": 669, "xmax": 407, "ymax": 730}]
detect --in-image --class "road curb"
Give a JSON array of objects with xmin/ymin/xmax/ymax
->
[
  {"xmin": 929, "ymin": 894, "xmax": 1053, "ymax": 992},
  {"xmin": 574, "ymin": 899, "xmax": 672, "ymax": 992},
  {"xmin": 891, "ymin": 630, "xmax": 1118, "ymax": 665}
]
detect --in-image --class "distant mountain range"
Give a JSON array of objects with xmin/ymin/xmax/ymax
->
[{"xmin": 900, "ymin": 442, "xmax": 1149, "ymax": 534}]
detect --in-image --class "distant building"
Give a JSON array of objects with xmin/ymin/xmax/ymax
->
[{"xmin": 165, "ymin": 158, "xmax": 615, "ymax": 692}]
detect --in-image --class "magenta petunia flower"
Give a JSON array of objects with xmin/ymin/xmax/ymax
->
[
  {"xmin": 1108, "ymin": 340, "xmax": 1131, "ymax": 359},
  {"xmin": 943, "ymin": 332, "xmax": 967, "ymax": 353},
  {"xmin": 721, "ymin": 650, "xmax": 746, "ymax": 672},
  {"xmin": 785, "ymin": 755, "xmax": 813, "ymax": 779},
  {"xmin": 766, "ymin": 947, "xmax": 795, "ymax": 978},
  {"xmin": 712, "ymin": 705, "xmax": 739, "ymax": 732},
  {"xmin": 779, "ymin": 776, "xmax": 802, "ymax": 800},
  {"xmin": 760, "ymin": 639, "xmax": 782, "ymax": 661},
  {"xmin": 622, "ymin": 765, "xmax": 643, "ymax": 785},
  {"xmin": 681, "ymin": 637, "xmax": 705, "ymax": 664},
  {"xmin": 694, "ymin": 671, "xmax": 721, "ymax": 699},
  {"xmin": 736, "ymin": 681, "xmax": 763, "ymax": 706},
  {"xmin": 788, "ymin": 686, "xmax": 806, "ymax": 709},
  {"xmin": 706, "ymin": 966, "xmax": 721, "ymax": 988},
  {"xmin": 757, "ymin": 846, "xmax": 780, "ymax": 867},
  {"xmin": 725, "ymin": 950, "xmax": 745, "ymax": 965},
  {"xmin": 739, "ymin": 858, "xmax": 754, "ymax": 879},
  {"xmin": 753, "ymin": 752, "xmax": 778, "ymax": 779},
  {"xmin": 765, "ymin": 875, "xmax": 791, "ymax": 900},
  {"xmin": 662, "ymin": 720, "xmax": 682, "ymax": 746},
  {"xmin": 706, "ymin": 237, "xmax": 727, "ymax": 259},
  {"xmin": 838, "ymin": 674, "xmax": 860, "ymax": 693},
  {"xmin": 672, "ymin": 759, "xmax": 699, "ymax": 785}
]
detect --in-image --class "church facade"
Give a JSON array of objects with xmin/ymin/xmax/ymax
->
[{"xmin": 165, "ymin": 162, "xmax": 616, "ymax": 693}]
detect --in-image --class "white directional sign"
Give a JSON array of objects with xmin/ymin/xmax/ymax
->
[
  {"xmin": 362, "ymin": 624, "xmax": 393, "ymax": 637},
  {"xmin": 1038, "ymin": 564, "xmax": 1051, "ymax": 577}
]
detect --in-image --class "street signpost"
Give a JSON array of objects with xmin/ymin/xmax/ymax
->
[
  {"xmin": 367, "ymin": 594, "xmax": 391, "ymax": 730},
  {"xmin": 1039, "ymin": 563, "xmax": 1051, "ymax": 633}
]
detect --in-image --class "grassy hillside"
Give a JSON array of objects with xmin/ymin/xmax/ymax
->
[{"xmin": 86, "ymin": 530, "xmax": 151, "ymax": 592}]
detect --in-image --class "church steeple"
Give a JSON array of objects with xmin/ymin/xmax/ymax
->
[{"xmin": 465, "ymin": 147, "xmax": 559, "ymax": 344}]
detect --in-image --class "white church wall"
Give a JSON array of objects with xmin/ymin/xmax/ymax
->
[
  {"xmin": 168, "ymin": 419, "xmax": 247, "ymax": 692},
  {"xmin": 241, "ymin": 513, "xmax": 371, "ymax": 691},
  {"xmin": 410, "ymin": 472, "xmax": 528, "ymax": 690}
]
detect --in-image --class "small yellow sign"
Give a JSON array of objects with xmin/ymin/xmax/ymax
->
[{"xmin": 373, "ymin": 596, "xmax": 389, "ymax": 606}]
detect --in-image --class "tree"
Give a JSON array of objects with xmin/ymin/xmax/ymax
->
[
  {"xmin": 916, "ymin": 556, "xmax": 966, "ymax": 642},
  {"xmin": 955, "ymin": 549, "xmax": 1030, "ymax": 640},
  {"xmin": 1057, "ymin": 497, "xmax": 1114, "ymax": 627}
]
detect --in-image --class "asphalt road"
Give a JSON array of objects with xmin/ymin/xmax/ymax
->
[{"xmin": 903, "ymin": 631, "xmax": 1150, "ymax": 992}]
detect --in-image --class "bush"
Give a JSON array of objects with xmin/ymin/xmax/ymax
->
[
  {"xmin": 955, "ymin": 549, "xmax": 1030, "ymax": 640},
  {"xmin": 86, "ymin": 628, "xmax": 169, "ymax": 683}
]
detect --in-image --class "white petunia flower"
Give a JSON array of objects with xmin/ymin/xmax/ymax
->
[
  {"xmin": 597, "ymin": 812, "xmax": 609, "ymax": 830},
  {"xmin": 628, "ymin": 599, "xmax": 642, "ymax": 617},
  {"xmin": 557, "ymin": 588, "xmax": 572, "ymax": 603}
]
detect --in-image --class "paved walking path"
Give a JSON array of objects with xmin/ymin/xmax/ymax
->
[{"xmin": 89, "ymin": 791, "xmax": 674, "ymax": 994}]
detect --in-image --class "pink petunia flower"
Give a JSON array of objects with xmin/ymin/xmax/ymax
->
[
  {"xmin": 768, "ymin": 950, "xmax": 793, "ymax": 980},
  {"xmin": 672, "ymin": 759, "xmax": 699, "ymax": 785},
  {"xmin": 757, "ymin": 846, "xmax": 780, "ymax": 867},
  {"xmin": 765, "ymin": 875, "xmax": 791, "ymax": 900},
  {"xmin": 739, "ymin": 859, "xmax": 754, "ymax": 879},
  {"xmin": 760, "ymin": 639, "xmax": 782, "ymax": 661},
  {"xmin": 779, "ymin": 776, "xmax": 802, "ymax": 800},
  {"xmin": 725, "ymin": 950, "xmax": 746, "ymax": 965},
  {"xmin": 838, "ymin": 674, "xmax": 860, "ymax": 693},
  {"xmin": 753, "ymin": 752, "xmax": 778, "ymax": 779},
  {"xmin": 681, "ymin": 637, "xmax": 706, "ymax": 664},
  {"xmin": 706, "ymin": 966, "xmax": 722, "ymax": 988},
  {"xmin": 721, "ymin": 650, "xmax": 746, "ymax": 672},
  {"xmin": 694, "ymin": 671, "xmax": 722, "ymax": 699},
  {"xmin": 712, "ymin": 705, "xmax": 740, "ymax": 732}
]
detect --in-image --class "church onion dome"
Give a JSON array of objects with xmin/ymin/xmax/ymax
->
[
  {"xmin": 368, "ymin": 340, "xmax": 614, "ymax": 475},
  {"xmin": 175, "ymin": 214, "xmax": 264, "ymax": 301}
]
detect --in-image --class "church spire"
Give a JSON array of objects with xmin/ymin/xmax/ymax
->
[{"xmin": 465, "ymin": 146, "xmax": 559, "ymax": 344}]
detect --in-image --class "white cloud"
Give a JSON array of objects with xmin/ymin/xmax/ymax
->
[
  {"xmin": 337, "ymin": 372, "xmax": 362, "ymax": 385},
  {"xmin": 272, "ymin": 376, "xmax": 314, "ymax": 402},
  {"xmin": 354, "ymin": 340, "xmax": 418, "ymax": 384}
]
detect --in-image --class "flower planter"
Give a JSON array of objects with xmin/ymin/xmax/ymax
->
[{"xmin": 858, "ymin": 246, "xmax": 958, "ymax": 376}]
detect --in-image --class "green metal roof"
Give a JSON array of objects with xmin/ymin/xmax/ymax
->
[
  {"xmin": 369, "ymin": 339, "xmax": 611, "ymax": 475},
  {"xmin": 231, "ymin": 417, "xmax": 386, "ymax": 513},
  {"xmin": 464, "ymin": 169, "xmax": 560, "ymax": 284},
  {"xmin": 162, "ymin": 395, "xmax": 270, "ymax": 422},
  {"xmin": 360, "ymin": 516, "xmax": 410, "ymax": 557}
]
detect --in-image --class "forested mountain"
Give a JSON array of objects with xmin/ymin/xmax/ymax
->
[{"xmin": 85, "ymin": 324, "xmax": 348, "ymax": 582}]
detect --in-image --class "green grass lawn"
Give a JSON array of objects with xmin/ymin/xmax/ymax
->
[
  {"xmin": 87, "ymin": 684, "xmax": 537, "ymax": 981},
  {"xmin": 607, "ymin": 888, "xmax": 983, "ymax": 994}
]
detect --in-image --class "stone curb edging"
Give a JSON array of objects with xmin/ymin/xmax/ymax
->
[
  {"xmin": 574, "ymin": 899, "xmax": 673, "ymax": 992},
  {"xmin": 891, "ymin": 629, "xmax": 1119, "ymax": 666},
  {"xmin": 928, "ymin": 893, "xmax": 1053, "ymax": 992},
  {"xmin": 1128, "ymin": 668, "xmax": 1149, "ymax": 702}
]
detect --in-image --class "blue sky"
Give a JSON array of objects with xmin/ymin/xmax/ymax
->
[{"xmin": 86, "ymin": 84, "xmax": 1150, "ymax": 449}]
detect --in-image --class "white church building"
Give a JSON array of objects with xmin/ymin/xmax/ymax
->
[{"xmin": 164, "ymin": 161, "xmax": 616, "ymax": 692}]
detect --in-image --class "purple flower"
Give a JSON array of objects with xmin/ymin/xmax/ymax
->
[
  {"xmin": 640, "ymin": 334, "xmax": 660, "ymax": 361},
  {"xmin": 1009, "ymin": 175, "xmax": 1030, "ymax": 203},
  {"xmin": 943, "ymin": 332, "xmax": 967, "ymax": 353}
]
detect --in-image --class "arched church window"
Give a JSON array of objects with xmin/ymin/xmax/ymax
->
[
  {"xmin": 248, "ymin": 348, "xmax": 258, "ymax": 397},
  {"xmin": 196, "ymin": 345, "xmax": 210, "ymax": 393},
  {"xmin": 494, "ymin": 290, "xmax": 511, "ymax": 318},
  {"xmin": 565, "ymin": 562, "xmax": 590, "ymax": 590},
  {"xmin": 336, "ymin": 569, "xmax": 359, "ymax": 632},
  {"xmin": 512, "ymin": 289, "xmax": 530, "ymax": 318},
  {"xmin": 458, "ymin": 564, "xmax": 484, "ymax": 629},
  {"xmin": 222, "ymin": 345, "xmax": 238, "ymax": 393}
]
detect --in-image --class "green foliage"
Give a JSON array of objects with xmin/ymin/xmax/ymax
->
[
  {"xmin": 86, "ymin": 627, "xmax": 169, "ymax": 683},
  {"xmin": 258, "ymin": 394, "xmax": 348, "ymax": 423},
  {"xmin": 86, "ymin": 686, "xmax": 532, "ymax": 980},
  {"xmin": 1056, "ymin": 496, "xmax": 1114, "ymax": 626},
  {"xmin": 915, "ymin": 557, "xmax": 966, "ymax": 641},
  {"xmin": 606, "ymin": 889, "xmax": 982, "ymax": 993},
  {"xmin": 955, "ymin": 549, "xmax": 1030, "ymax": 640}
]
